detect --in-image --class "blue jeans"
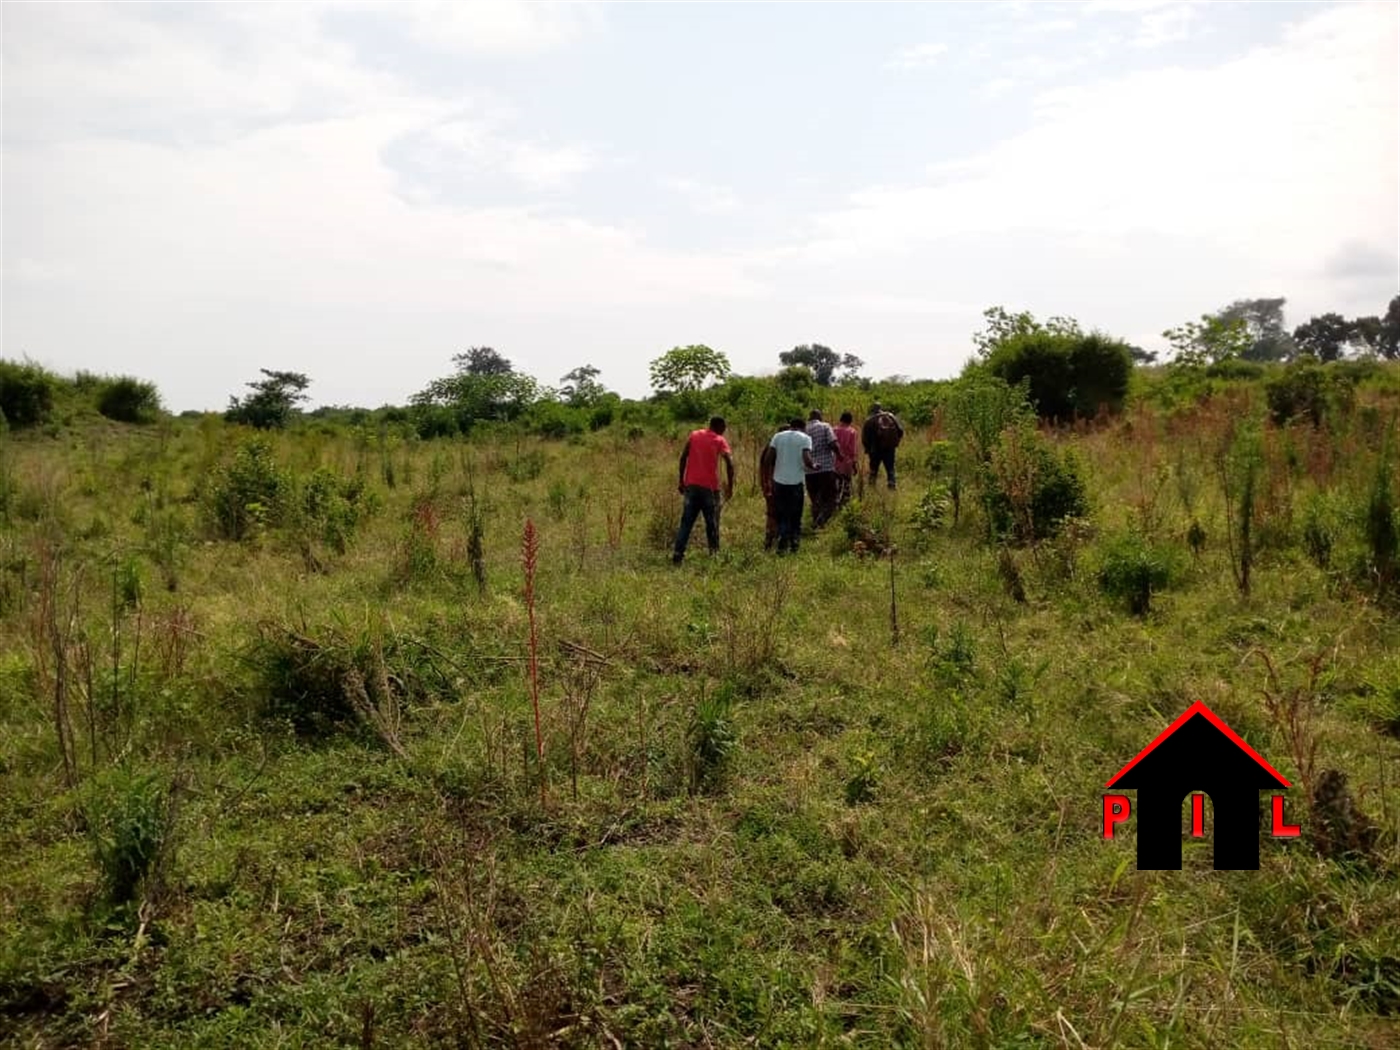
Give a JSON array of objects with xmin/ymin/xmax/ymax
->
[{"xmin": 673, "ymin": 485, "xmax": 721, "ymax": 559}]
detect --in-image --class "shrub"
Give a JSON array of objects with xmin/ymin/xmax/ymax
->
[
  {"xmin": 250, "ymin": 620, "xmax": 420, "ymax": 738},
  {"xmin": 686, "ymin": 688, "xmax": 737, "ymax": 795},
  {"xmin": 1301, "ymin": 490, "xmax": 1344, "ymax": 570},
  {"xmin": 85, "ymin": 766, "xmax": 176, "ymax": 906},
  {"xmin": 910, "ymin": 482, "xmax": 954, "ymax": 540},
  {"xmin": 985, "ymin": 430, "xmax": 1088, "ymax": 543},
  {"xmin": 0, "ymin": 359, "xmax": 58, "ymax": 429},
  {"xmin": 204, "ymin": 439, "xmax": 293, "ymax": 540},
  {"xmin": 1264, "ymin": 359, "xmax": 1351, "ymax": 428},
  {"xmin": 412, "ymin": 404, "xmax": 459, "ymax": 440},
  {"xmin": 1363, "ymin": 451, "xmax": 1398, "ymax": 591},
  {"xmin": 984, "ymin": 330, "xmax": 1131, "ymax": 422},
  {"xmin": 97, "ymin": 376, "xmax": 163, "ymax": 424},
  {"xmin": 1096, "ymin": 532, "xmax": 1183, "ymax": 615},
  {"xmin": 300, "ymin": 467, "xmax": 371, "ymax": 553}
]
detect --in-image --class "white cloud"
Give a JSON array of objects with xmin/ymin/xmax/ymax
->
[
  {"xmin": 886, "ymin": 42, "xmax": 949, "ymax": 70},
  {"xmin": 665, "ymin": 179, "xmax": 741, "ymax": 216},
  {"xmin": 781, "ymin": 3, "xmax": 1397, "ymax": 335},
  {"xmin": 1132, "ymin": 3, "xmax": 1199, "ymax": 48},
  {"xmin": 383, "ymin": 0, "xmax": 604, "ymax": 56},
  {"xmin": 981, "ymin": 77, "xmax": 1021, "ymax": 99}
]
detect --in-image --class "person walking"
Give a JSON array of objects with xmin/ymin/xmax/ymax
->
[
  {"xmin": 861, "ymin": 402, "xmax": 905, "ymax": 490},
  {"xmin": 672, "ymin": 416, "xmax": 735, "ymax": 564},
  {"xmin": 804, "ymin": 409, "xmax": 839, "ymax": 528},
  {"xmin": 760, "ymin": 418, "xmax": 814, "ymax": 554},
  {"xmin": 833, "ymin": 410, "xmax": 859, "ymax": 509}
]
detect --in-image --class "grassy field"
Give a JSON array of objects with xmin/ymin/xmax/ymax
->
[{"xmin": 2, "ymin": 381, "xmax": 1399, "ymax": 1048}]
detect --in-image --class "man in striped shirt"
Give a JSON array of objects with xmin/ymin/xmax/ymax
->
[{"xmin": 804, "ymin": 409, "xmax": 839, "ymax": 529}]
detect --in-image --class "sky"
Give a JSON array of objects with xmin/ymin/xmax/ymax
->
[{"xmin": 2, "ymin": 0, "xmax": 1397, "ymax": 411}]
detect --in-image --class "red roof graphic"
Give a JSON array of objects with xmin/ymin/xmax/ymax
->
[{"xmin": 1105, "ymin": 700, "xmax": 1291, "ymax": 789}]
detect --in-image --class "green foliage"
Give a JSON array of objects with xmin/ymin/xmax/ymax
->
[
  {"xmin": 1301, "ymin": 490, "xmax": 1344, "ymax": 570},
  {"xmin": 1363, "ymin": 448, "xmax": 1398, "ymax": 591},
  {"xmin": 981, "ymin": 321, "xmax": 1132, "ymax": 422},
  {"xmin": 97, "ymin": 376, "xmax": 163, "ymax": 424},
  {"xmin": 203, "ymin": 439, "xmax": 294, "ymax": 540},
  {"xmin": 1265, "ymin": 358, "xmax": 1352, "ymax": 427},
  {"xmin": 1164, "ymin": 313, "xmax": 1252, "ymax": 369},
  {"xmin": 944, "ymin": 374, "xmax": 1035, "ymax": 468},
  {"xmin": 844, "ymin": 750, "xmax": 880, "ymax": 805},
  {"xmin": 777, "ymin": 344, "xmax": 863, "ymax": 386},
  {"xmin": 649, "ymin": 344, "xmax": 731, "ymax": 394},
  {"xmin": 225, "ymin": 369, "xmax": 311, "ymax": 429},
  {"xmin": 300, "ymin": 467, "xmax": 372, "ymax": 553},
  {"xmin": 1216, "ymin": 297, "xmax": 1294, "ymax": 362},
  {"xmin": 985, "ymin": 429, "xmax": 1089, "ymax": 543},
  {"xmin": 0, "ymin": 359, "xmax": 58, "ymax": 429},
  {"xmin": 414, "ymin": 366, "xmax": 539, "ymax": 430},
  {"xmin": 686, "ymin": 688, "xmax": 736, "ymax": 794},
  {"xmin": 1096, "ymin": 532, "xmax": 1182, "ymax": 615},
  {"xmin": 558, "ymin": 364, "xmax": 607, "ymax": 407},
  {"xmin": 85, "ymin": 765, "xmax": 175, "ymax": 906}
]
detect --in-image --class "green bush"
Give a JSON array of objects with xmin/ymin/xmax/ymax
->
[
  {"xmin": 1265, "ymin": 359, "xmax": 1351, "ymax": 427},
  {"xmin": 85, "ymin": 766, "xmax": 176, "ymax": 906},
  {"xmin": 686, "ymin": 689, "xmax": 737, "ymax": 795},
  {"xmin": 0, "ymin": 360, "xmax": 58, "ymax": 429},
  {"xmin": 97, "ymin": 376, "xmax": 163, "ymax": 424},
  {"xmin": 984, "ymin": 331, "xmax": 1132, "ymax": 422},
  {"xmin": 985, "ymin": 432, "xmax": 1088, "ymax": 542},
  {"xmin": 300, "ymin": 467, "xmax": 372, "ymax": 553},
  {"xmin": 204, "ymin": 439, "xmax": 293, "ymax": 540},
  {"xmin": 1096, "ymin": 532, "xmax": 1183, "ymax": 615}
]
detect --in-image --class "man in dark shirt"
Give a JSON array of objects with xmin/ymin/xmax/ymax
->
[{"xmin": 861, "ymin": 402, "xmax": 905, "ymax": 490}]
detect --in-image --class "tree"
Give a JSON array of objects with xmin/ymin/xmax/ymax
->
[
  {"xmin": 973, "ymin": 306, "xmax": 1081, "ymax": 358},
  {"xmin": 1215, "ymin": 298, "xmax": 1294, "ymax": 362},
  {"xmin": 559, "ymin": 365, "xmax": 606, "ymax": 408},
  {"xmin": 777, "ymin": 344, "xmax": 864, "ymax": 386},
  {"xmin": 649, "ymin": 345, "xmax": 731, "ymax": 394},
  {"xmin": 1379, "ymin": 295, "xmax": 1400, "ymax": 360},
  {"xmin": 225, "ymin": 369, "xmax": 311, "ymax": 429},
  {"xmin": 413, "ymin": 356, "xmax": 538, "ymax": 429},
  {"xmin": 454, "ymin": 347, "xmax": 514, "ymax": 376},
  {"xmin": 1292, "ymin": 313, "xmax": 1351, "ymax": 362},
  {"xmin": 982, "ymin": 326, "xmax": 1133, "ymax": 422},
  {"xmin": 973, "ymin": 308, "xmax": 1131, "ymax": 422},
  {"xmin": 1128, "ymin": 345, "xmax": 1158, "ymax": 365},
  {"xmin": 1163, "ymin": 314, "xmax": 1251, "ymax": 369}
]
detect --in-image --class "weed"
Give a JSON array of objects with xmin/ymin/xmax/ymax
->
[
  {"xmin": 844, "ymin": 749, "xmax": 880, "ymax": 805},
  {"xmin": 85, "ymin": 764, "xmax": 178, "ymax": 907},
  {"xmin": 1096, "ymin": 532, "xmax": 1182, "ymax": 615},
  {"xmin": 686, "ymin": 685, "xmax": 736, "ymax": 795}
]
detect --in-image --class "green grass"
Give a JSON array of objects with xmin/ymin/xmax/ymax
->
[{"xmin": 2, "ymin": 391, "xmax": 1399, "ymax": 1048}]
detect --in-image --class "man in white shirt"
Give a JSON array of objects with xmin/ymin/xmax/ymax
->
[{"xmin": 760, "ymin": 418, "xmax": 815, "ymax": 554}]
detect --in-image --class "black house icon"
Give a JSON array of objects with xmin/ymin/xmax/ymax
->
[{"xmin": 1107, "ymin": 701, "xmax": 1290, "ymax": 870}]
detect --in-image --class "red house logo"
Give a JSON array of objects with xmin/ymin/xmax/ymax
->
[{"xmin": 1103, "ymin": 701, "xmax": 1300, "ymax": 870}]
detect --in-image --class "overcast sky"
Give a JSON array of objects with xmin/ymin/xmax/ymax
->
[{"xmin": 3, "ymin": 1, "xmax": 1397, "ymax": 410}]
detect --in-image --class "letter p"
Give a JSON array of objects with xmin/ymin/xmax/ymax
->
[{"xmin": 1103, "ymin": 794, "xmax": 1131, "ymax": 839}]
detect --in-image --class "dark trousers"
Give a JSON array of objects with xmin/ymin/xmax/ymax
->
[
  {"xmin": 773, "ymin": 482, "xmax": 805, "ymax": 552},
  {"xmin": 805, "ymin": 471, "xmax": 838, "ymax": 528},
  {"xmin": 673, "ymin": 485, "xmax": 720, "ymax": 559},
  {"xmin": 868, "ymin": 447, "xmax": 897, "ymax": 488},
  {"xmin": 834, "ymin": 472, "xmax": 854, "ymax": 511}
]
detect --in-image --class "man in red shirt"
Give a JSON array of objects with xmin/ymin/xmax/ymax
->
[
  {"xmin": 833, "ymin": 411, "xmax": 859, "ymax": 509},
  {"xmin": 672, "ymin": 416, "xmax": 735, "ymax": 564}
]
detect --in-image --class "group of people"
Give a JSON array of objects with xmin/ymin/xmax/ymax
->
[{"xmin": 671, "ymin": 404, "xmax": 905, "ymax": 562}]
